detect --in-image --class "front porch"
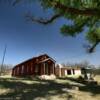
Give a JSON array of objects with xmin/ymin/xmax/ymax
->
[{"xmin": 34, "ymin": 60, "xmax": 55, "ymax": 76}]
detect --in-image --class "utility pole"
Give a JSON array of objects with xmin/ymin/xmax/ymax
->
[{"xmin": 0, "ymin": 45, "xmax": 7, "ymax": 76}]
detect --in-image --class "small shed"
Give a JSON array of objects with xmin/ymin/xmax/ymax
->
[{"xmin": 55, "ymin": 64, "xmax": 82, "ymax": 77}]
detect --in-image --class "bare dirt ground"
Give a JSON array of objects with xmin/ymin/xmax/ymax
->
[{"xmin": 0, "ymin": 75, "xmax": 100, "ymax": 100}]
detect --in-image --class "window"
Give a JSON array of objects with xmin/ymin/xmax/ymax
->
[
  {"xmin": 36, "ymin": 59, "xmax": 38, "ymax": 62},
  {"xmin": 67, "ymin": 70, "xmax": 71, "ymax": 75},
  {"xmin": 13, "ymin": 70, "xmax": 15, "ymax": 75},
  {"xmin": 21, "ymin": 65, "xmax": 24, "ymax": 74},
  {"xmin": 31, "ymin": 66, "xmax": 33, "ymax": 72},
  {"xmin": 17, "ymin": 67, "xmax": 19, "ymax": 75},
  {"xmin": 45, "ymin": 63, "xmax": 48, "ymax": 74},
  {"xmin": 27, "ymin": 65, "xmax": 29, "ymax": 73},
  {"xmin": 35, "ymin": 65, "xmax": 39, "ymax": 73}
]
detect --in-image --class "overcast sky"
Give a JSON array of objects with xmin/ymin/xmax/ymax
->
[{"xmin": 0, "ymin": 1, "xmax": 100, "ymax": 66}]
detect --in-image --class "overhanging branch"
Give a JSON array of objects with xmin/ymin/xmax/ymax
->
[
  {"xmin": 13, "ymin": 0, "xmax": 100, "ymax": 17},
  {"xmin": 12, "ymin": 0, "xmax": 21, "ymax": 6},
  {"xmin": 25, "ymin": 13, "xmax": 62, "ymax": 25},
  {"xmin": 88, "ymin": 41, "xmax": 100, "ymax": 53},
  {"xmin": 51, "ymin": 0, "xmax": 100, "ymax": 17}
]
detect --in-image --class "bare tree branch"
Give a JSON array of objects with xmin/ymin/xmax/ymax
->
[
  {"xmin": 25, "ymin": 13, "xmax": 62, "ymax": 25},
  {"xmin": 88, "ymin": 41, "xmax": 100, "ymax": 53},
  {"xmin": 12, "ymin": 0, "xmax": 21, "ymax": 6}
]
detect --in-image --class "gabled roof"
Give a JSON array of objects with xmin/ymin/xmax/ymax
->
[
  {"xmin": 38, "ymin": 58, "xmax": 56, "ymax": 63},
  {"xmin": 13, "ymin": 54, "xmax": 55, "ymax": 69}
]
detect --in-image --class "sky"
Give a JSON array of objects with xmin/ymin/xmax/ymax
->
[{"xmin": 0, "ymin": 1, "xmax": 100, "ymax": 67}]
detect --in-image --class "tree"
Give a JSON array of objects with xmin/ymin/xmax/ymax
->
[
  {"xmin": 13, "ymin": 0, "xmax": 100, "ymax": 53},
  {"xmin": 75, "ymin": 60, "xmax": 95, "ymax": 68},
  {"xmin": 0, "ymin": 64, "xmax": 13, "ymax": 75},
  {"xmin": 62, "ymin": 60, "xmax": 94, "ymax": 68}
]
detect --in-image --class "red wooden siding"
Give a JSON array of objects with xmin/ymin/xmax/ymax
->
[{"xmin": 12, "ymin": 54, "xmax": 56, "ymax": 77}]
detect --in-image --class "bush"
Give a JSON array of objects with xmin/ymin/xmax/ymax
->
[{"xmin": 78, "ymin": 75, "xmax": 84, "ymax": 81}]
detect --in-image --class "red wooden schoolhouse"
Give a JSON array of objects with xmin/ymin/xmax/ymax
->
[{"xmin": 12, "ymin": 54, "xmax": 56, "ymax": 77}]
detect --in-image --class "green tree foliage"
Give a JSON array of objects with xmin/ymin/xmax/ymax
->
[{"xmin": 13, "ymin": 0, "xmax": 100, "ymax": 53}]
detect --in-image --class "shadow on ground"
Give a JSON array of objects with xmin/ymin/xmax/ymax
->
[
  {"xmin": 58, "ymin": 77, "xmax": 100, "ymax": 95},
  {"xmin": 0, "ymin": 77, "xmax": 100, "ymax": 100},
  {"xmin": 0, "ymin": 77, "xmax": 72, "ymax": 100}
]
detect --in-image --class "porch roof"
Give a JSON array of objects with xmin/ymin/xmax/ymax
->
[{"xmin": 38, "ymin": 58, "xmax": 56, "ymax": 63}]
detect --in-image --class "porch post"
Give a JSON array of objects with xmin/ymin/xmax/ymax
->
[
  {"xmin": 44, "ymin": 63, "xmax": 45, "ymax": 75},
  {"xmin": 52, "ymin": 63, "xmax": 55, "ymax": 74},
  {"xmin": 71, "ymin": 69, "xmax": 73, "ymax": 75},
  {"xmin": 59, "ymin": 68, "xmax": 61, "ymax": 77}
]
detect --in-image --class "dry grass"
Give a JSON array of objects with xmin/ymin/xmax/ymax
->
[
  {"xmin": 94, "ymin": 75, "xmax": 100, "ymax": 83},
  {"xmin": 0, "ymin": 75, "xmax": 100, "ymax": 100}
]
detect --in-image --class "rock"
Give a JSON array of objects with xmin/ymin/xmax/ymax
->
[
  {"xmin": 72, "ymin": 86, "xmax": 79, "ymax": 91},
  {"xmin": 39, "ymin": 74, "xmax": 56, "ymax": 80}
]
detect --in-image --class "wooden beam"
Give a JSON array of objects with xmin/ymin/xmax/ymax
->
[{"xmin": 44, "ymin": 63, "xmax": 45, "ymax": 75}]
